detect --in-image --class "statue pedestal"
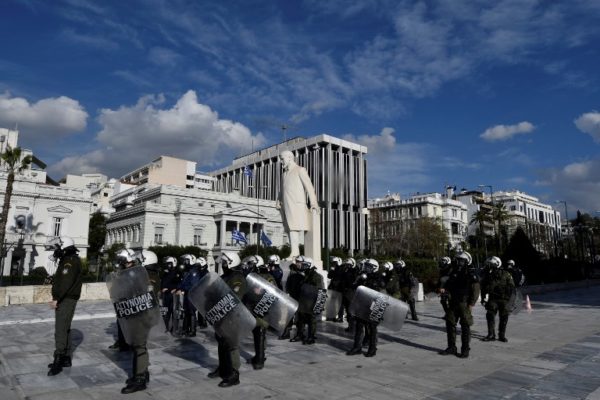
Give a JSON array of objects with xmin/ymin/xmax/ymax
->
[{"xmin": 304, "ymin": 209, "xmax": 322, "ymax": 270}]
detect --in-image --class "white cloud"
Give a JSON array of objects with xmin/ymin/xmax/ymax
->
[
  {"xmin": 148, "ymin": 47, "xmax": 181, "ymax": 67},
  {"xmin": 48, "ymin": 90, "xmax": 265, "ymax": 178},
  {"xmin": 0, "ymin": 92, "xmax": 88, "ymax": 142},
  {"xmin": 574, "ymin": 111, "xmax": 600, "ymax": 143},
  {"xmin": 343, "ymin": 127, "xmax": 396, "ymax": 155},
  {"xmin": 537, "ymin": 159, "xmax": 600, "ymax": 214},
  {"xmin": 480, "ymin": 121, "xmax": 535, "ymax": 142}
]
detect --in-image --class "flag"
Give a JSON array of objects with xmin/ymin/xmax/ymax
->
[
  {"xmin": 232, "ymin": 229, "xmax": 247, "ymax": 244},
  {"xmin": 243, "ymin": 165, "xmax": 253, "ymax": 178},
  {"xmin": 261, "ymin": 230, "xmax": 272, "ymax": 247}
]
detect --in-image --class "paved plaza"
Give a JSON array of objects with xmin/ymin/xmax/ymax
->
[{"xmin": 1, "ymin": 285, "xmax": 599, "ymax": 400}]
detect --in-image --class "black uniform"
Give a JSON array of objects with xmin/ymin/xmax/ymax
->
[
  {"xmin": 291, "ymin": 268, "xmax": 324, "ymax": 345},
  {"xmin": 439, "ymin": 265, "xmax": 480, "ymax": 358},
  {"xmin": 481, "ymin": 268, "xmax": 515, "ymax": 342},
  {"xmin": 48, "ymin": 248, "xmax": 82, "ymax": 376},
  {"xmin": 341, "ymin": 265, "xmax": 359, "ymax": 332},
  {"xmin": 209, "ymin": 267, "xmax": 247, "ymax": 387},
  {"xmin": 438, "ymin": 262, "xmax": 453, "ymax": 314},
  {"xmin": 279, "ymin": 265, "xmax": 304, "ymax": 339},
  {"xmin": 397, "ymin": 267, "xmax": 419, "ymax": 321},
  {"xmin": 327, "ymin": 263, "xmax": 345, "ymax": 322},
  {"xmin": 246, "ymin": 269, "xmax": 277, "ymax": 369},
  {"xmin": 178, "ymin": 265, "xmax": 208, "ymax": 337},
  {"xmin": 346, "ymin": 271, "xmax": 386, "ymax": 357},
  {"xmin": 160, "ymin": 266, "xmax": 182, "ymax": 333}
]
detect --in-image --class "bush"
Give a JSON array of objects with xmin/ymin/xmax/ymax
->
[{"xmin": 405, "ymin": 258, "xmax": 439, "ymax": 292}]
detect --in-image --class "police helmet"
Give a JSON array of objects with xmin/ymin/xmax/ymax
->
[
  {"xmin": 362, "ymin": 259, "xmax": 379, "ymax": 274},
  {"xmin": 330, "ymin": 256, "xmax": 343, "ymax": 267},
  {"xmin": 115, "ymin": 248, "xmax": 137, "ymax": 268},
  {"xmin": 455, "ymin": 251, "xmax": 472, "ymax": 266},
  {"xmin": 220, "ymin": 251, "xmax": 241, "ymax": 269},
  {"xmin": 440, "ymin": 256, "xmax": 452, "ymax": 266},
  {"xmin": 343, "ymin": 258, "xmax": 357, "ymax": 268},
  {"xmin": 394, "ymin": 259, "xmax": 406, "ymax": 269},
  {"xmin": 267, "ymin": 254, "xmax": 281, "ymax": 266},
  {"xmin": 507, "ymin": 259, "xmax": 515, "ymax": 268},
  {"xmin": 163, "ymin": 256, "xmax": 177, "ymax": 268},
  {"xmin": 195, "ymin": 256, "xmax": 208, "ymax": 270},
  {"xmin": 180, "ymin": 254, "xmax": 196, "ymax": 266},
  {"xmin": 136, "ymin": 249, "xmax": 158, "ymax": 267},
  {"xmin": 383, "ymin": 261, "xmax": 394, "ymax": 271},
  {"xmin": 295, "ymin": 255, "xmax": 313, "ymax": 271}
]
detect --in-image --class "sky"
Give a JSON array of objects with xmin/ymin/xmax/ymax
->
[{"xmin": 0, "ymin": 0, "xmax": 599, "ymax": 216}]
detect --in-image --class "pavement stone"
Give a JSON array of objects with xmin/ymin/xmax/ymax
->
[{"xmin": 0, "ymin": 285, "xmax": 599, "ymax": 399}]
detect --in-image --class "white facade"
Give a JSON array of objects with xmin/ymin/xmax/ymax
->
[
  {"xmin": 211, "ymin": 135, "xmax": 369, "ymax": 254},
  {"xmin": 0, "ymin": 128, "xmax": 92, "ymax": 276},
  {"xmin": 105, "ymin": 183, "xmax": 285, "ymax": 266},
  {"xmin": 368, "ymin": 190, "xmax": 469, "ymax": 252}
]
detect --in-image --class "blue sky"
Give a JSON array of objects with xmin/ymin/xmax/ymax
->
[{"xmin": 0, "ymin": 0, "xmax": 599, "ymax": 215}]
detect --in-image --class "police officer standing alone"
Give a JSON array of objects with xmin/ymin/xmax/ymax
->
[
  {"xmin": 341, "ymin": 258, "xmax": 358, "ymax": 332},
  {"xmin": 327, "ymin": 256, "xmax": 345, "ymax": 322},
  {"xmin": 395, "ymin": 259, "xmax": 419, "ymax": 321},
  {"xmin": 291, "ymin": 256, "xmax": 324, "ymax": 345},
  {"xmin": 481, "ymin": 256, "xmax": 515, "ymax": 342},
  {"xmin": 47, "ymin": 237, "xmax": 82, "ymax": 376},
  {"xmin": 159, "ymin": 256, "xmax": 181, "ymax": 333},
  {"xmin": 439, "ymin": 252, "xmax": 480, "ymax": 358}
]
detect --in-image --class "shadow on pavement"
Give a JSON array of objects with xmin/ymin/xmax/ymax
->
[
  {"xmin": 163, "ymin": 338, "xmax": 217, "ymax": 369},
  {"xmin": 378, "ymin": 332, "xmax": 442, "ymax": 353}
]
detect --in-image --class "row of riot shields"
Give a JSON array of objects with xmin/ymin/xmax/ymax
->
[{"xmin": 107, "ymin": 268, "xmax": 415, "ymax": 346}]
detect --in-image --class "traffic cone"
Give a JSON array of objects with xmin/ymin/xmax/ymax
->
[{"xmin": 525, "ymin": 295, "xmax": 532, "ymax": 313}]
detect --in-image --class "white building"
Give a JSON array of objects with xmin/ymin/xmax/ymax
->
[
  {"xmin": 120, "ymin": 155, "xmax": 215, "ymax": 190},
  {"xmin": 105, "ymin": 183, "xmax": 285, "ymax": 267},
  {"xmin": 211, "ymin": 135, "xmax": 369, "ymax": 254},
  {"xmin": 455, "ymin": 188, "xmax": 562, "ymax": 255},
  {"xmin": 0, "ymin": 128, "xmax": 92, "ymax": 276},
  {"xmin": 368, "ymin": 188, "xmax": 469, "ymax": 254}
]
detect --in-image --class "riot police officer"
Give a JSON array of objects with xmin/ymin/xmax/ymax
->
[
  {"xmin": 47, "ymin": 237, "xmax": 82, "ymax": 376},
  {"xmin": 160, "ymin": 256, "xmax": 181, "ymax": 333},
  {"xmin": 341, "ymin": 258, "xmax": 358, "ymax": 332},
  {"xmin": 506, "ymin": 260, "xmax": 525, "ymax": 287},
  {"xmin": 177, "ymin": 256, "xmax": 209, "ymax": 337},
  {"xmin": 439, "ymin": 252, "xmax": 480, "ymax": 358},
  {"xmin": 291, "ymin": 256, "xmax": 324, "ymax": 345},
  {"xmin": 327, "ymin": 256, "xmax": 345, "ymax": 322},
  {"xmin": 346, "ymin": 259, "xmax": 385, "ymax": 357},
  {"xmin": 207, "ymin": 251, "xmax": 247, "ymax": 388},
  {"xmin": 382, "ymin": 261, "xmax": 400, "ymax": 298},
  {"xmin": 243, "ymin": 255, "xmax": 275, "ymax": 370},
  {"xmin": 280, "ymin": 259, "xmax": 303, "ymax": 339},
  {"xmin": 395, "ymin": 259, "xmax": 419, "ymax": 321},
  {"xmin": 437, "ymin": 256, "xmax": 452, "ymax": 315},
  {"xmin": 267, "ymin": 254, "xmax": 284, "ymax": 290},
  {"xmin": 119, "ymin": 249, "xmax": 160, "ymax": 394},
  {"xmin": 481, "ymin": 256, "xmax": 515, "ymax": 342}
]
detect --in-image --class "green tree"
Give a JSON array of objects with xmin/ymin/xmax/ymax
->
[
  {"xmin": 0, "ymin": 146, "xmax": 32, "ymax": 254},
  {"xmin": 87, "ymin": 212, "xmax": 107, "ymax": 258},
  {"xmin": 492, "ymin": 203, "xmax": 510, "ymax": 254},
  {"xmin": 504, "ymin": 227, "xmax": 541, "ymax": 283},
  {"xmin": 470, "ymin": 209, "xmax": 491, "ymax": 258},
  {"xmin": 403, "ymin": 218, "xmax": 448, "ymax": 258}
]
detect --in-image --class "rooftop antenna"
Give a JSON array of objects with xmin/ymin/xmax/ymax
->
[{"xmin": 281, "ymin": 124, "xmax": 288, "ymax": 142}]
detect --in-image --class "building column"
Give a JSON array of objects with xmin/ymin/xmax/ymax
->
[
  {"xmin": 220, "ymin": 219, "xmax": 227, "ymax": 248},
  {"xmin": 2, "ymin": 249, "xmax": 13, "ymax": 277},
  {"xmin": 23, "ymin": 247, "xmax": 32, "ymax": 276}
]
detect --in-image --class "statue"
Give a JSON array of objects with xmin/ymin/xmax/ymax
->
[{"xmin": 277, "ymin": 150, "xmax": 321, "ymax": 263}]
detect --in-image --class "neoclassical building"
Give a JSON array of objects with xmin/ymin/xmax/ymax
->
[
  {"xmin": 105, "ymin": 183, "xmax": 284, "ymax": 268},
  {"xmin": 0, "ymin": 128, "xmax": 92, "ymax": 276}
]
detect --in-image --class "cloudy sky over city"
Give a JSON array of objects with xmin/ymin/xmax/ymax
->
[{"xmin": 1, "ymin": 0, "xmax": 599, "ymax": 214}]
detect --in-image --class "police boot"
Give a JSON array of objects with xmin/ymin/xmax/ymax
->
[
  {"xmin": 458, "ymin": 326, "xmax": 471, "ymax": 358},
  {"xmin": 290, "ymin": 324, "xmax": 304, "ymax": 342},
  {"xmin": 47, "ymin": 355, "xmax": 63, "ymax": 376},
  {"xmin": 207, "ymin": 368, "xmax": 220, "ymax": 379},
  {"xmin": 250, "ymin": 327, "xmax": 267, "ymax": 370},
  {"xmin": 126, "ymin": 371, "xmax": 149, "ymax": 385},
  {"xmin": 188, "ymin": 315, "xmax": 197, "ymax": 337},
  {"xmin": 218, "ymin": 369, "xmax": 240, "ymax": 388},
  {"xmin": 47, "ymin": 355, "xmax": 71, "ymax": 368},
  {"xmin": 121, "ymin": 375, "xmax": 147, "ymax": 394},
  {"xmin": 198, "ymin": 314, "xmax": 208, "ymax": 329},
  {"xmin": 439, "ymin": 322, "xmax": 457, "ymax": 355},
  {"xmin": 409, "ymin": 299, "xmax": 419, "ymax": 321},
  {"xmin": 498, "ymin": 315, "xmax": 509, "ymax": 342},
  {"xmin": 345, "ymin": 316, "xmax": 355, "ymax": 333},
  {"xmin": 304, "ymin": 320, "xmax": 316, "ymax": 345},
  {"xmin": 364, "ymin": 325, "xmax": 378, "ymax": 357},
  {"xmin": 482, "ymin": 314, "xmax": 496, "ymax": 341},
  {"xmin": 346, "ymin": 325, "xmax": 364, "ymax": 355}
]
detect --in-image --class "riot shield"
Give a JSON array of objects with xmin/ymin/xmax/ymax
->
[
  {"xmin": 188, "ymin": 272, "xmax": 255, "ymax": 343},
  {"xmin": 172, "ymin": 292, "xmax": 185, "ymax": 337},
  {"xmin": 509, "ymin": 288, "xmax": 524, "ymax": 315},
  {"xmin": 325, "ymin": 290, "xmax": 343, "ymax": 319},
  {"xmin": 243, "ymin": 273, "xmax": 299, "ymax": 333},
  {"xmin": 106, "ymin": 266, "xmax": 160, "ymax": 346},
  {"xmin": 298, "ymin": 284, "xmax": 328, "ymax": 315},
  {"xmin": 349, "ymin": 285, "xmax": 409, "ymax": 331}
]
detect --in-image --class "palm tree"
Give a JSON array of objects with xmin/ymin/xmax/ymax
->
[
  {"xmin": 470, "ymin": 209, "xmax": 492, "ymax": 259},
  {"xmin": 0, "ymin": 146, "xmax": 33, "ymax": 261},
  {"xmin": 492, "ymin": 203, "xmax": 510, "ymax": 254}
]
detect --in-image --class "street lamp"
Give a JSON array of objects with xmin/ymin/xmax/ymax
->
[{"xmin": 556, "ymin": 201, "xmax": 570, "ymax": 234}]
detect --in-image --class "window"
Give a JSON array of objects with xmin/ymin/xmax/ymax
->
[
  {"xmin": 52, "ymin": 217, "xmax": 62, "ymax": 237},
  {"xmin": 154, "ymin": 227, "xmax": 164, "ymax": 244},
  {"xmin": 510, "ymin": 205, "xmax": 516, "ymax": 211},
  {"xmin": 103, "ymin": 192, "xmax": 109, "ymax": 197},
  {"xmin": 452, "ymin": 209, "xmax": 457, "ymax": 217},
  {"xmin": 193, "ymin": 228, "xmax": 203, "ymax": 246},
  {"xmin": 451, "ymin": 222, "xmax": 459, "ymax": 235}
]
